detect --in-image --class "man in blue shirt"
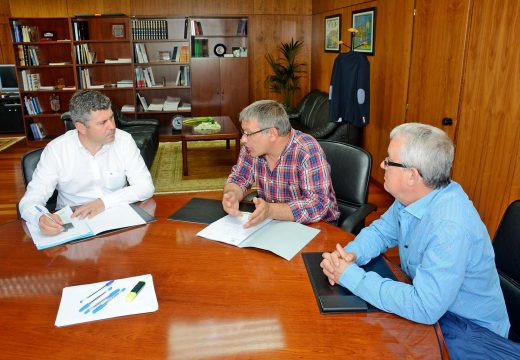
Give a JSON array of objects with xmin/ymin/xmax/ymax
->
[{"xmin": 321, "ymin": 123, "xmax": 516, "ymax": 358}]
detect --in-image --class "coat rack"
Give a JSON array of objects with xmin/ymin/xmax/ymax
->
[{"xmin": 339, "ymin": 28, "xmax": 367, "ymax": 50}]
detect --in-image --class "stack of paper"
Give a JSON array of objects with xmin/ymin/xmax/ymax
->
[{"xmin": 163, "ymin": 96, "xmax": 180, "ymax": 111}]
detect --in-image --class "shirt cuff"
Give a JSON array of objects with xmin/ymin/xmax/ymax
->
[{"xmin": 338, "ymin": 263, "xmax": 366, "ymax": 291}]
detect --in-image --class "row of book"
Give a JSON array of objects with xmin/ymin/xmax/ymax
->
[
  {"xmin": 11, "ymin": 22, "xmax": 39, "ymax": 42},
  {"xmin": 190, "ymin": 20, "xmax": 204, "ymax": 36},
  {"xmin": 17, "ymin": 45, "xmax": 40, "ymax": 66},
  {"xmin": 236, "ymin": 19, "xmax": 248, "ymax": 36},
  {"xmin": 135, "ymin": 67, "xmax": 157, "ymax": 88},
  {"xmin": 137, "ymin": 94, "xmax": 191, "ymax": 112},
  {"xmin": 72, "ymin": 21, "xmax": 89, "ymax": 41},
  {"xmin": 23, "ymin": 96, "xmax": 43, "ymax": 115},
  {"xmin": 20, "ymin": 70, "xmax": 40, "ymax": 91},
  {"xmin": 75, "ymin": 44, "xmax": 95, "ymax": 64},
  {"xmin": 29, "ymin": 122, "xmax": 46, "ymax": 140},
  {"xmin": 192, "ymin": 39, "xmax": 209, "ymax": 58},
  {"xmin": 131, "ymin": 19, "xmax": 170, "ymax": 40}
]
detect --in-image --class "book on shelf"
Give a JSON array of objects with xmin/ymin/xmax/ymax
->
[
  {"xmin": 30, "ymin": 122, "xmax": 46, "ymax": 140},
  {"xmin": 134, "ymin": 43, "xmax": 149, "ymax": 63},
  {"xmin": 163, "ymin": 96, "xmax": 180, "ymax": 111},
  {"xmin": 147, "ymin": 98, "xmax": 164, "ymax": 111},
  {"xmin": 121, "ymin": 104, "xmax": 135, "ymax": 112},
  {"xmin": 131, "ymin": 19, "xmax": 168, "ymax": 40},
  {"xmin": 236, "ymin": 19, "xmax": 248, "ymax": 35},
  {"xmin": 87, "ymin": 84, "xmax": 105, "ymax": 89},
  {"xmin": 76, "ymin": 44, "xmax": 95, "ymax": 64},
  {"xmin": 104, "ymin": 58, "xmax": 131, "ymax": 63},
  {"xmin": 137, "ymin": 93, "xmax": 148, "ymax": 111},
  {"xmin": 48, "ymin": 62, "xmax": 71, "ymax": 66},
  {"xmin": 178, "ymin": 102, "xmax": 191, "ymax": 111},
  {"xmin": 73, "ymin": 21, "xmax": 89, "ymax": 40},
  {"xmin": 116, "ymin": 80, "xmax": 133, "ymax": 88}
]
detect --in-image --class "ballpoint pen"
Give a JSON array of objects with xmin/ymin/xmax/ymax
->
[
  {"xmin": 80, "ymin": 280, "xmax": 114, "ymax": 303},
  {"xmin": 85, "ymin": 288, "xmax": 122, "ymax": 314},
  {"xmin": 92, "ymin": 287, "xmax": 126, "ymax": 314},
  {"xmin": 35, "ymin": 205, "xmax": 62, "ymax": 227},
  {"xmin": 79, "ymin": 286, "xmax": 112, "ymax": 312}
]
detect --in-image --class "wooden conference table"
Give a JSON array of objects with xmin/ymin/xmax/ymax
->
[{"xmin": 0, "ymin": 193, "xmax": 447, "ymax": 359}]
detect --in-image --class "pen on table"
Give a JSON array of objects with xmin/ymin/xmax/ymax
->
[
  {"xmin": 80, "ymin": 280, "xmax": 114, "ymax": 303},
  {"xmin": 85, "ymin": 288, "xmax": 122, "ymax": 314},
  {"xmin": 126, "ymin": 281, "xmax": 146, "ymax": 302},
  {"xmin": 35, "ymin": 205, "xmax": 62, "ymax": 227},
  {"xmin": 79, "ymin": 286, "xmax": 112, "ymax": 312},
  {"xmin": 92, "ymin": 287, "xmax": 126, "ymax": 314}
]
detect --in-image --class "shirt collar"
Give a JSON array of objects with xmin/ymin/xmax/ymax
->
[
  {"xmin": 72, "ymin": 129, "xmax": 113, "ymax": 155},
  {"xmin": 401, "ymin": 187, "xmax": 441, "ymax": 220}
]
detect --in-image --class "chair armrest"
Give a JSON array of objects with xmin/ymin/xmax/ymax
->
[
  {"xmin": 340, "ymin": 203, "xmax": 377, "ymax": 235},
  {"xmin": 288, "ymin": 111, "xmax": 302, "ymax": 121},
  {"xmin": 308, "ymin": 122, "xmax": 339, "ymax": 139}
]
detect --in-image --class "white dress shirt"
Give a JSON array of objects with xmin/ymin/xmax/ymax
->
[{"xmin": 19, "ymin": 129, "xmax": 155, "ymax": 225}]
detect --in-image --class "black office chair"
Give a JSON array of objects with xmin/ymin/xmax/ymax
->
[
  {"xmin": 20, "ymin": 147, "xmax": 57, "ymax": 213},
  {"xmin": 318, "ymin": 140, "xmax": 376, "ymax": 234},
  {"xmin": 493, "ymin": 200, "xmax": 520, "ymax": 342}
]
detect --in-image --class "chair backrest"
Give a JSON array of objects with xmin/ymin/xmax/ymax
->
[
  {"xmin": 21, "ymin": 148, "xmax": 57, "ymax": 212},
  {"xmin": 297, "ymin": 90, "xmax": 330, "ymax": 129},
  {"xmin": 493, "ymin": 200, "xmax": 520, "ymax": 342},
  {"xmin": 318, "ymin": 140, "xmax": 372, "ymax": 226}
]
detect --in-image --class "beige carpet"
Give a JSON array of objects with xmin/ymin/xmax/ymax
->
[
  {"xmin": 151, "ymin": 140, "xmax": 234, "ymax": 194},
  {"xmin": 0, "ymin": 136, "xmax": 24, "ymax": 152}
]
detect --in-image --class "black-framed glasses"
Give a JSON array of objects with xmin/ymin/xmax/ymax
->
[
  {"xmin": 240, "ymin": 127, "xmax": 274, "ymax": 138},
  {"xmin": 383, "ymin": 157, "xmax": 423, "ymax": 177}
]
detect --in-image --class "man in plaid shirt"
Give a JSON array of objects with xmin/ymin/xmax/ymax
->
[{"xmin": 223, "ymin": 100, "xmax": 340, "ymax": 228}]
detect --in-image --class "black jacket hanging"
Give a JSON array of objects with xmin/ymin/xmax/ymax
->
[{"xmin": 329, "ymin": 51, "xmax": 370, "ymax": 127}]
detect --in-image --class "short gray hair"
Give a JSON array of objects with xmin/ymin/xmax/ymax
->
[
  {"xmin": 390, "ymin": 123, "xmax": 454, "ymax": 188},
  {"xmin": 69, "ymin": 90, "xmax": 111, "ymax": 126},
  {"xmin": 239, "ymin": 100, "xmax": 291, "ymax": 136}
]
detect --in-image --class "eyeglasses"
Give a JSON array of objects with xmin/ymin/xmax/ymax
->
[
  {"xmin": 383, "ymin": 157, "xmax": 423, "ymax": 177},
  {"xmin": 240, "ymin": 127, "xmax": 274, "ymax": 138}
]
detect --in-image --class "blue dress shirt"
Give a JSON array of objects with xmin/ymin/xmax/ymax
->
[{"xmin": 340, "ymin": 181, "xmax": 510, "ymax": 337}]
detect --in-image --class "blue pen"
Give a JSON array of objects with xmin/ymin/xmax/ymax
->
[
  {"xmin": 80, "ymin": 280, "xmax": 115, "ymax": 303},
  {"xmin": 92, "ymin": 287, "xmax": 126, "ymax": 314},
  {"xmin": 35, "ymin": 205, "xmax": 62, "ymax": 227},
  {"xmin": 79, "ymin": 286, "xmax": 112, "ymax": 312},
  {"xmin": 85, "ymin": 288, "xmax": 121, "ymax": 314}
]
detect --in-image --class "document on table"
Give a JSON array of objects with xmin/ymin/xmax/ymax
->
[
  {"xmin": 197, "ymin": 212, "xmax": 320, "ymax": 260},
  {"xmin": 27, "ymin": 203, "xmax": 147, "ymax": 250},
  {"xmin": 55, "ymin": 274, "xmax": 158, "ymax": 327}
]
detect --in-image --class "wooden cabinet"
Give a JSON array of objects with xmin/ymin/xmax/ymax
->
[
  {"xmin": 10, "ymin": 17, "xmax": 76, "ymax": 144},
  {"xmin": 191, "ymin": 57, "xmax": 248, "ymax": 125},
  {"xmin": 190, "ymin": 16, "xmax": 249, "ymax": 125},
  {"xmin": 131, "ymin": 16, "xmax": 192, "ymax": 122}
]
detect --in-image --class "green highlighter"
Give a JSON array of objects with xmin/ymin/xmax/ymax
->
[{"xmin": 125, "ymin": 281, "xmax": 145, "ymax": 302}]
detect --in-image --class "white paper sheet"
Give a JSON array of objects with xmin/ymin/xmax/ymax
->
[{"xmin": 55, "ymin": 274, "xmax": 158, "ymax": 327}]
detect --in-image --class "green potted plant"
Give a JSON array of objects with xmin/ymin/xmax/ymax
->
[{"xmin": 265, "ymin": 38, "xmax": 305, "ymax": 111}]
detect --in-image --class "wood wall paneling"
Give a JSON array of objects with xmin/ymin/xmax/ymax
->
[
  {"xmin": 254, "ymin": 0, "xmax": 311, "ymax": 15},
  {"xmin": 0, "ymin": 0, "xmax": 14, "ymax": 64},
  {"xmin": 452, "ymin": 0, "xmax": 520, "ymax": 236},
  {"xmin": 311, "ymin": 0, "xmax": 414, "ymax": 184},
  {"xmin": 9, "ymin": 0, "xmax": 69, "ymax": 17},
  {"xmin": 405, "ymin": 0, "xmax": 471, "ymax": 140},
  {"xmin": 249, "ymin": 14, "xmax": 311, "ymax": 108},
  {"xmin": 129, "ymin": 0, "xmax": 191, "ymax": 16}
]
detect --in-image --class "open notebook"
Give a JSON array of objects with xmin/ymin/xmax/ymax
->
[{"xmin": 27, "ymin": 203, "xmax": 155, "ymax": 250}]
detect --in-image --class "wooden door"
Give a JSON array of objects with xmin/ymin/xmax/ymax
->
[
  {"xmin": 191, "ymin": 57, "xmax": 221, "ymax": 117},
  {"xmin": 405, "ymin": 0, "xmax": 471, "ymax": 139},
  {"xmin": 220, "ymin": 57, "xmax": 249, "ymax": 125}
]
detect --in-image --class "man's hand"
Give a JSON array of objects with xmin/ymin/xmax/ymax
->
[
  {"xmin": 38, "ymin": 212, "xmax": 64, "ymax": 236},
  {"xmin": 245, "ymin": 197, "xmax": 270, "ymax": 228},
  {"xmin": 320, "ymin": 243, "xmax": 357, "ymax": 285},
  {"xmin": 222, "ymin": 191, "xmax": 241, "ymax": 216},
  {"xmin": 72, "ymin": 198, "xmax": 105, "ymax": 219}
]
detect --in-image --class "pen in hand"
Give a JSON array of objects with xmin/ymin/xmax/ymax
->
[{"xmin": 35, "ymin": 205, "xmax": 63, "ymax": 229}]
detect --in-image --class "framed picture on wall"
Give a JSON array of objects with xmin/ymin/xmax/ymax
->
[
  {"xmin": 324, "ymin": 15, "xmax": 341, "ymax": 52},
  {"xmin": 352, "ymin": 8, "xmax": 376, "ymax": 55}
]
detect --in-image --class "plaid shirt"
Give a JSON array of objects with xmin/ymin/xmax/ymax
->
[{"xmin": 227, "ymin": 130, "xmax": 340, "ymax": 224}]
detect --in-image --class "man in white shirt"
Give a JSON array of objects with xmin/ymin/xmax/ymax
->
[{"xmin": 19, "ymin": 90, "xmax": 155, "ymax": 235}]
